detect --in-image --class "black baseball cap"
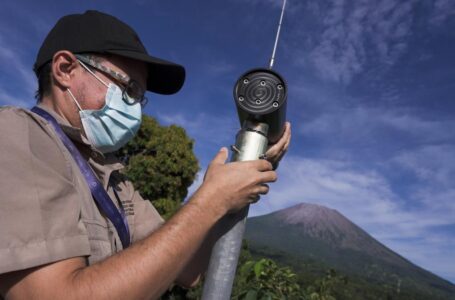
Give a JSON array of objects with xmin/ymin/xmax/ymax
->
[{"xmin": 34, "ymin": 10, "xmax": 185, "ymax": 95}]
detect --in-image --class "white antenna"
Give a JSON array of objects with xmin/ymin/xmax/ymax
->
[{"xmin": 269, "ymin": 0, "xmax": 287, "ymax": 69}]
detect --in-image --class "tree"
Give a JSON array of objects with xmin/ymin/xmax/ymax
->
[{"xmin": 117, "ymin": 114, "xmax": 199, "ymax": 220}]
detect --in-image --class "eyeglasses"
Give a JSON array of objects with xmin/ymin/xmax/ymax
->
[{"xmin": 75, "ymin": 54, "xmax": 148, "ymax": 107}]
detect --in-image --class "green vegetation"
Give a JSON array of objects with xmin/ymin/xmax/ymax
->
[
  {"xmin": 158, "ymin": 241, "xmax": 345, "ymax": 300},
  {"xmin": 231, "ymin": 256, "xmax": 303, "ymax": 299}
]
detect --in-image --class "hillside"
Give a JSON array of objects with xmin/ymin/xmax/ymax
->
[{"xmin": 245, "ymin": 203, "xmax": 455, "ymax": 300}]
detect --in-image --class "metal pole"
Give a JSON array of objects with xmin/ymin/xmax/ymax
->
[
  {"xmin": 269, "ymin": 0, "xmax": 287, "ymax": 69},
  {"xmin": 202, "ymin": 121, "xmax": 269, "ymax": 300},
  {"xmin": 202, "ymin": 0, "xmax": 288, "ymax": 296}
]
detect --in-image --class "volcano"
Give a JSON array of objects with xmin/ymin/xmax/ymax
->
[{"xmin": 245, "ymin": 203, "xmax": 455, "ymax": 299}]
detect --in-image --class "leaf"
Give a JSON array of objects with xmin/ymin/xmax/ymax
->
[
  {"xmin": 241, "ymin": 260, "xmax": 255, "ymax": 275},
  {"xmin": 244, "ymin": 290, "xmax": 258, "ymax": 300},
  {"xmin": 254, "ymin": 260, "xmax": 265, "ymax": 278}
]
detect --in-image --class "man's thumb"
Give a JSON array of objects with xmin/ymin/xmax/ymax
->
[{"xmin": 212, "ymin": 147, "xmax": 229, "ymax": 165}]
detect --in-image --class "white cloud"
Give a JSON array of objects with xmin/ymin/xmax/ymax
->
[
  {"xmin": 288, "ymin": 0, "xmax": 453, "ymax": 86},
  {"xmin": 303, "ymin": 0, "xmax": 415, "ymax": 84},
  {"xmin": 393, "ymin": 144, "xmax": 455, "ymax": 188},
  {"xmin": 184, "ymin": 169, "xmax": 205, "ymax": 203},
  {"xmin": 250, "ymin": 156, "xmax": 401, "ymax": 226},
  {"xmin": 0, "ymin": 87, "xmax": 31, "ymax": 108},
  {"xmin": 0, "ymin": 33, "xmax": 37, "ymax": 107},
  {"xmin": 429, "ymin": 0, "xmax": 455, "ymax": 26},
  {"xmin": 302, "ymin": 106, "xmax": 455, "ymax": 147},
  {"xmin": 385, "ymin": 234, "xmax": 455, "ymax": 281}
]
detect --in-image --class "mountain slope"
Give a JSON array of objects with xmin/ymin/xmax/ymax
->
[{"xmin": 245, "ymin": 203, "xmax": 455, "ymax": 299}]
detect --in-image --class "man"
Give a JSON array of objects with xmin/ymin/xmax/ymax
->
[{"xmin": 0, "ymin": 10, "xmax": 291, "ymax": 299}]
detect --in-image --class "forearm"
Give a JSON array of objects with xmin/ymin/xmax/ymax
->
[
  {"xmin": 175, "ymin": 210, "xmax": 248, "ymax": 288},
  {"xmin": 71, "ymin": 187, "xmax": 224, "ymax": 300},
  {"xmin": 174, "ymin": 218, "xmax": 220, "ymax": 288}
]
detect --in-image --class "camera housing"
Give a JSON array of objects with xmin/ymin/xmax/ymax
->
[{"xmin": 233, "ymin": 68, "xmax": 287, "ymax": 144}]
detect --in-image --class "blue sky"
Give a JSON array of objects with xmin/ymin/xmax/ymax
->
[{"xmin": 1, "ymin": 0, "xmax": 454, "ymax": 284}]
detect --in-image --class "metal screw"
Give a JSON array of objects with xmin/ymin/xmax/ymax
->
[
  {"xmin": 260, "ymin": 81, "xmax": 266, "ymax": 86},
  {"xmin": 273, "ymin": 102, "xmax": 279, "ymax": 107},
  {"xmin": 256, "ymin": 99, "xmax": 262, "ymax": 104},
  {"xmin": 243, "ymin": 78, "xmax": 249, "ymax": 84},
  {"xmin": 239, "ymin": 96, "xmax": 244, "ymax": 102},
  {"xmin": 231, "ymin": 145, "xmax": 241, "ymax": 154},
  {"xmin": 277, "ymin": 84, "xmax": 283, "ymax": 90}
]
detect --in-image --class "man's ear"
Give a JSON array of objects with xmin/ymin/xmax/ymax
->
[{"xmin": 51, "ymin": 50, "xmax": 78, "ymax": 90}]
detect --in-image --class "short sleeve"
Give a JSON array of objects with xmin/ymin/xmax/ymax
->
[
  {"xmin": 130, "ymin": 186, "xmax": 165, "ymax": 242},
  {"xmin": 0, "ymin": 107, "xmax": 90, "ymax": 274}
]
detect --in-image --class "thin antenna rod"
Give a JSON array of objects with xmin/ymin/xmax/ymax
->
[{"xmin": 269, "ymin": 0, "xmax": 287, "ymax": 69}]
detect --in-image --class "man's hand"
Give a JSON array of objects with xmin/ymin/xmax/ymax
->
[
  {"xmin": 199, "ymin": 147, "xmax": 277, "ymax": 215},
  {"xmin": 174, "ymin": 147, "xmax": 278, "ymax": 287},
  {"xmin": 265, "ymin": 121, "xmax": 291, "ymax": 169}
]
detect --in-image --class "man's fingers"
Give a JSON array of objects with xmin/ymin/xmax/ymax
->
[
  {"xmin": 266, "ymin": 133, "xmax": 286, "ymax": 155},
  {"xmin": 280, "ymin": 122, "xmax": 291, "ymax": 150},
  {"xmin": 210, "ymin": 147, "xmax": 229, "ymax": 165},
  {"xmin": 254, "ymin": 159, "xmax": 274, "ymax": 171},
  {"xmin": 283, "ymin": 130, "xmax": 291, "ymax": 151},
  {"xmin": 247, "ymin": 194, "xmax": 260, "ymax": 204},
  {"xmin": 265, "ymin": 122, "xmax": 291, "ymax": 158},
  {"xmin": 248, "ymin": 184, "xmax": 270, "ymax": 205},
  {"xmin": 257, "ymin": 183, "xmax": 270, "ymax": 195},
  {"xmin": 241, "ymin": 159, "xmax": 273, "ymax": 172},
  {"xmin": 265, "ymin": 144, "xmax": 280, "ymax": 159},
  {"xmin": 259, "ymin": 170, "xmax": 277, "ymax": 183}
]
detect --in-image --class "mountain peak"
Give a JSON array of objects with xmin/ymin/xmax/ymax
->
[
  {"xmin": 271, "ymin": 202, "xmax": 342, "ymax": 226},
  {"xmin": 254, "ymin": 202, "xmax": 408, "ymax": 265}
]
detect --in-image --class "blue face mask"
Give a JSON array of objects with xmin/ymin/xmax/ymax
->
[{"xmin": 67, "ymin": 62, "xmax": 142, "ymax": 153}]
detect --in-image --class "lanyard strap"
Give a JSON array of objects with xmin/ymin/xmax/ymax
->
[{"xmin": 31, "ymin": 107, "xmax": 130, "ymax": 249}]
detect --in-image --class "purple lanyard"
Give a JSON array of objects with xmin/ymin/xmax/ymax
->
[{"xmin": 31, "ymin": 107, "xmax": 130, "ymax": 249}]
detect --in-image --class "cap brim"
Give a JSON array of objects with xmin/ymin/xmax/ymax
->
[{"xmin": 106, "ymin": 49, "xmax": 185, "ymax": 95}]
